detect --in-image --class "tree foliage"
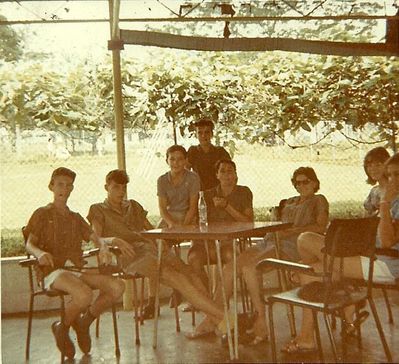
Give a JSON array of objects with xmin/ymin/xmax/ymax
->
[
  {"xmin": 0, "ymin": 50, "xmax": 398, "ymax": 152},
  {"xmin": 0, "ymin": 15, "xmax": 24, "ymax": 62}
]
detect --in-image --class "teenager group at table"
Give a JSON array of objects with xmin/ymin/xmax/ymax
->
[{"xmin": 25, "ymin": 116, "xmax": 399, "ymax": 359}]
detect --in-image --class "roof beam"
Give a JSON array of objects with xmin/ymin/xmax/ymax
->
[{"xmin": 121, "ymin": 29, "xmax": 399, "ymax": 57}]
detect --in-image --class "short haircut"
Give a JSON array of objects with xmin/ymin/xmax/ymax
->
[
  {"xmin": 166, "ymin": 145, "xmax": 187, "ymax": 159},
  {"xmin": 386, "ymin": 153, "xmax": 399, "ymax": 168},
  {"xmin": 49, "ymin": 167, "xmax": 76, "ymax": 185},
  {"xmin": 194, "ymin": 118, "xmax": 214, "ymax": 130},
  {"xmin": 291, "ymin": 166, "xmax": 320, "ymax": 192},
  {"xmin": 363, "ymin": 147, "xmax": 390, "ymax": 185},
  {"xmin": 215, "ymin": 158, "xmax": 236, "ymax": 173},
  {"xmin": 106, "ymin": 169, "xmax": 129, "ymax": 185}
]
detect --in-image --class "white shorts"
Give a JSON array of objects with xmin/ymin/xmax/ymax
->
[
  {"xmin": 361, "ymin": 257, "xmax": 396, "ymax": 284},
  {"xmin": 44, "ymin": 268, "xmax": 82, "ymax": 290}
]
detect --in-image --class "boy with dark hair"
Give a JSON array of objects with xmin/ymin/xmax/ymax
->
[
  {"xmin": 88, "ymin": 169, "xmax": 235, "ymax": 337},
  {"xmin": 25, "ymin": 167, "xmax": 125, "ymax": 359},
  {"xmin": 187, "ymin": 118, "xmax": 231, "ymax": 191}
]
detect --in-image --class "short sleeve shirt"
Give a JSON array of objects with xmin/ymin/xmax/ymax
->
[
  {"xmin": 157, "ymin": 170, "xmax": 200, "ymax": 215},
  {"xmin": 87, "ymin": 199, "xmax": 147, "ymax": 246},
  {"xmin": 187, "ymin": 145, "xmax": 231, "ymax": 190},
  {"xmin": 205, "ymin": 185, "xmax": 253, "ymax": 223},
  {"xmin": 281, "ymin": 194, "xmax": 329, "ymax": 228},
  {"xmin": 25, "ymin": 203, "xmax": 91, "ymax": 269},
  {"xmin": 376, "ymin": 197, "xmax": 399, "ymax": 278},
  {"xmin": 364, "ymin": 185, "xmax": 381, "ymax": 216}
]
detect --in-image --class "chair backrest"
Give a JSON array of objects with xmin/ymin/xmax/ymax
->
[{"xmin": 324, "ymin": 217, "xmax": 379, "ymax": 258}]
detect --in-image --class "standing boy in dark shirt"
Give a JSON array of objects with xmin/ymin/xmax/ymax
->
[
  {"xmin": 25, "ymin": 167, "xmax": 125, "ymax": 359},
  {"xmin": 187, "ymin": 118, "xmax": 231, "ymax": 191}
]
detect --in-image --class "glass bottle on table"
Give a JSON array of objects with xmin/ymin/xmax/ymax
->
[{"xmin": 198, "ymin": 191, "xmax": 208, "ymax": 232}]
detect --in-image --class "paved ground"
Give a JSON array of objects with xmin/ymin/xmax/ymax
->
[{"xmin": 2, "ymin": 291, "xmax": 398, "ymax": 364}]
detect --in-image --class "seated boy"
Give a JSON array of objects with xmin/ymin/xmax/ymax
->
[
  {"xmin": 25, "ymin": 167, "xmax": 125, "ymax": 359},
  {"xmin": 87, "ymin": 169, "xmax": 234, "ymax": 336}
]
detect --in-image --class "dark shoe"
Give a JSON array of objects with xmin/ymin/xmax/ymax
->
[
  {"xmin": 281, "ymin": 339, "xmax": 317, "ymax": 355},
  {"xmin": 169, "ymin": 290, "xmax": 183, "ymax": 308},
  {"xmin": 342, "ymin": 310, "xmax": 369, "ymax": 337},
  {"xmin": 182, "ymin": 303, "xmax": 195, "ymax": 312},
  {"xmin": 142, "ymin": 303, "xmax": 156, "ymax": 320},
  {"xmin": 51, "ymin": 321, "xmax": 75, "ymax": 359},
  {"xmin": 72, "ymin": 312, "xmax": 92, "ymax": 354}
]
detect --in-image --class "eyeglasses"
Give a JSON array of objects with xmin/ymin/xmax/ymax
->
[{"xmin": 294, "ymin": 179, "xmax": 311, "ymax": 188}]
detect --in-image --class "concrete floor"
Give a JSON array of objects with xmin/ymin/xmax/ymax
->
[{"xmin": 2, "ymin": 292, "xmax": 398, "ymax": 364}]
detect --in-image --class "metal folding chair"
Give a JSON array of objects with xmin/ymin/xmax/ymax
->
[{"xmin": 257, "ymin": 217, "xmax": 393, "ymax": 363}]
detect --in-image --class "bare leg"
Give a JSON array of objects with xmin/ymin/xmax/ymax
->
[
  {"xmin": 187, "ymin": 247, "xmax": 209, "ymax": 290},
  {"xmin": 81, "ymin": 273, "xmax": 125, "ymax": 317},
  {"xmin": 52, "ymin": 272, "xmax": 93, "ymax": 326},
  {"xmin": 160, "ymin": 266, "xmax": 224, "ymax": 324},
  {"xmin": 297, "ymin": 232, "xmax": 325, "ymax": 264},
  {"xmin": 284, "ymin": 255, "xmax": 364, "ymax": 350}
]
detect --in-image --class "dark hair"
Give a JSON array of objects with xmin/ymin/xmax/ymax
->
[
  {"xmin": 106, "ymin": 169, "xmax": 129, "ymax": 185},
  {"xmin": 49, "ymin": 167, "xmax": 76, "ymax": 185},
  {"xmin": 215, "ymin": 158, "xmax": 236, "ymax": 173},
  {"xmin": 386, "ymin": 153, "xmax": 399, "ymax": 168},
  {"xmin": 166, "ymin": 145, "xmax": 187, "ymax": 159},
  {"xmin": 363, "ymin": 147, "xmax": 390, "ymax": 185},
  {"xmin": 291, "ymin": 167, "xmax": 320, "ymax": 192},
  {"xmin": 194, "ymin": 118, "xmax": 214, "ymax": 130}
]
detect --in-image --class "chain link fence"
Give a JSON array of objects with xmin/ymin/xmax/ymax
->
[{"xmin": 1, "ymin": 126, "xmax": 379, "ymax": 236}]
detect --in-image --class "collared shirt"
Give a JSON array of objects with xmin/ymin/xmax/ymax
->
[
  {"xmin": 187, "ymin": 144, "xmax": 231, "ymax": 190},
  {"xmin": 25, "ymin": 203, "xmax": 90, "ymax": 270},
  {"xmin": 205, "ymin": 184, "xmax": 253, "ymax": 223},
  {"xmin": 376, "ymin": 197, "xmax": 399, "ymax": 278},
  {"xmin": 87, "ymin": 199, "xmax": 147, "ymax": 246},
  {"xmin": 157, "ymin": 170, "xmax": 200, "ymax": 214}
]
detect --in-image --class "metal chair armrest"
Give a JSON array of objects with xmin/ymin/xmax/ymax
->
[
  {"xmin": 256, "ymin": 258, "xmax": 318, "ymax": 275},
  {"xmin": 375, "ymin": 248, "xmax": 399, "ymax": 258},
  {"xmin": 19, "ymin": 257, "xmax": 38, "ymax": 267}
]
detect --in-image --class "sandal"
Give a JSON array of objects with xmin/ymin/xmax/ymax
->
[
  {"xmin": 281, "ymin": 339, "xmax": 317, "ymax": 354},
  {"xmin": 342, "ymin": 310, "xmax": 369, "ymax": 337},
  {"xmin": 248, "ymin": 335, "xmax": 269, "ymax": 346},
  {"xmin": 185, "ymin": 329, "xmax": 215, "ymax": 340}
]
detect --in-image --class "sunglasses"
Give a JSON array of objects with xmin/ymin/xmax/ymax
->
[{"xmin": 294, "ymin": 179, "xmax": 311, "ymax": 187}]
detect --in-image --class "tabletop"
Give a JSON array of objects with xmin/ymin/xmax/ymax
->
[{"xmin": 140, "ymin": 221, "xmax": 292, "ymax": 240}]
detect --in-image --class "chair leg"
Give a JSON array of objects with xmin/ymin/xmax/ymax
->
[
  {"xmin": 60, "ymin": 296, "xmax": 65, "ymax": 364},
  {"xmin": 132, "ymin": 278, "xmax": 140, "ymax": 345},
  {"xmin": 140, "ymin": 277, "xmax": 145, "ymax": 325},
  {"xmin": 191, "ymin": 309, "xmax": 196, "ymax": 326},
  {"xmin": 324, "ymin": 313, "xmax": 338, "ymax": 362},
  {"xmin": 111, "ymin": 305, "xmax": 121, "ymax": 357},
  {"xmin": 95, "ymin": 316, "xmax": 100, "ymax": 338},
  {"xmin": 381, "ymin": 289, "xmax": 394, "ymax": 324},
  {"xmin": 312, "ymin": 311, "xmax": 324, "ymax": 362},
  {"xmin": 268, "ymin": 303, "xmax": 277, "ymax": 362},
  {"xmin": 26, "ymin": 294, "xmax": 34, "ymax": 360},
  {"xmin": 368, "ymin": 298, "xmax": 393, "ymax": 363},
  {"xmin": 174, "ymin": 294, "xmax": 181, "ymax": 332}
]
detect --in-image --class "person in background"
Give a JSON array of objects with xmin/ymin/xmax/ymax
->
[
  {"xmin": 187, "ymin": 118, "xmax": 231, "ymax": 191},
  {"xmin": 363, "ymin": 147, "xmax": 390, "ymax": 216},
  {"xmin": 25, "ymin": 167, "xmax": 125, "ymax": 359}
]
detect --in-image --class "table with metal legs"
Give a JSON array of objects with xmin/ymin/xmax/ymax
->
[{"xmin": 141, "ymin": 221, "xmax": 292, "ymax": 361}]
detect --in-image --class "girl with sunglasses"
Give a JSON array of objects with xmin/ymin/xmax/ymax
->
[{"xmin": 191, "ymin": 166, "xmax": 329, "ymax": 345}]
